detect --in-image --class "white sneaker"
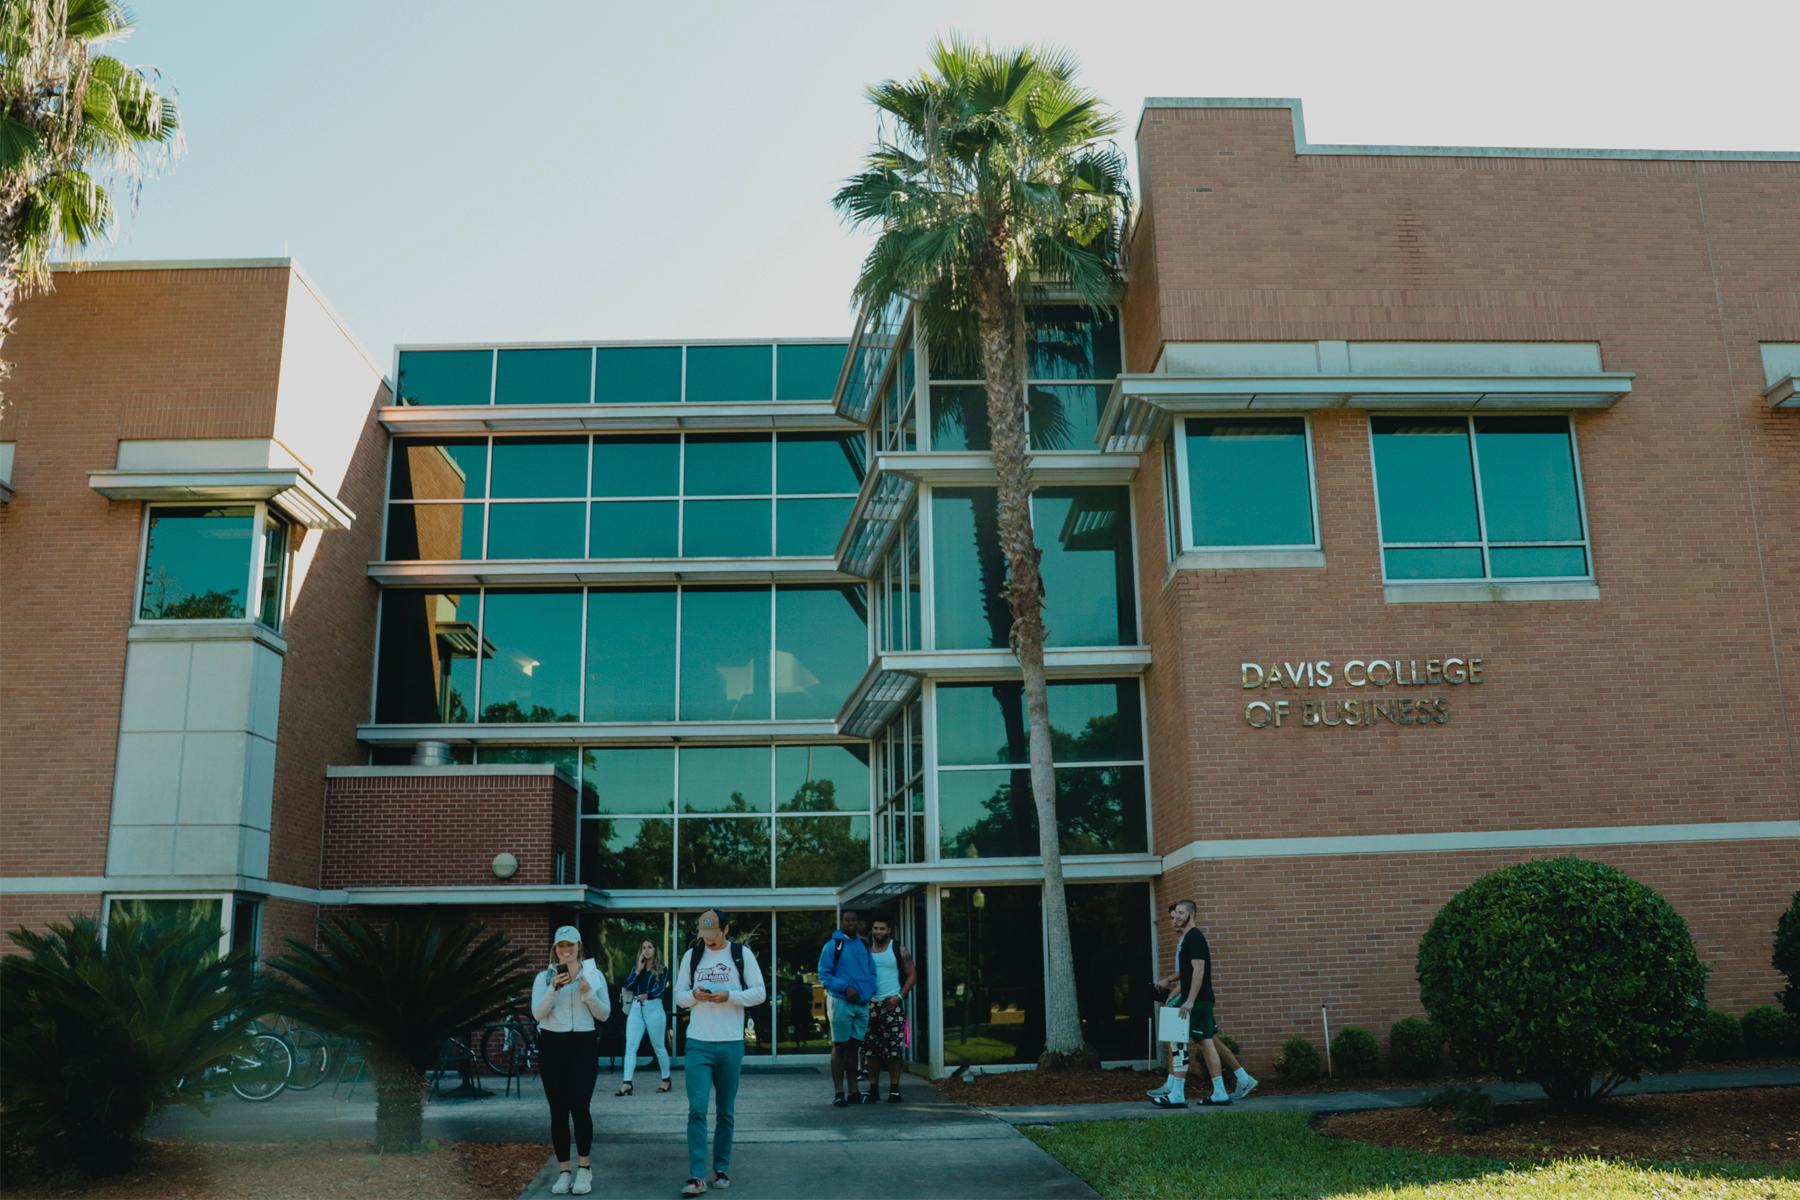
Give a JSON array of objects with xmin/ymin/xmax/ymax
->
[
  {"xmin": 572, "ymin": 1166, "xmax": 593, "ymax": 1195},
  {"xmin": 551, "ymin": 1171, "xmax": 573, "ymax": 1196},
  {"xmin": 1233, "ymin": 1074, "xmax": 1259, "ymax": 1101},
  {"xmin": 1146, "ymin": 1083, "xmax": 1170, "ymax": 1098},
  {"xmin": 680, "ymin": 1180, "xmax": 708, "ymax": 1197}
]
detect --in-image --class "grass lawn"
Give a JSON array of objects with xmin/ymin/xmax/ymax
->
[{"xmin": 1021, "ymin": 1111, "xmax": 1800, "ymax": 1199}]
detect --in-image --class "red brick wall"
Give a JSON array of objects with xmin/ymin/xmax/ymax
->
[
  {"xmin": 321, "ymin": 771, "xmax": 578, "ymax": 889},
  {"xmin": 0, "ymin": 893, "xmax": 102, "ymax": 949}
]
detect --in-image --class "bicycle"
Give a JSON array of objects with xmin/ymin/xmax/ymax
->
[
  {"xmin": 256, "ymin": 1015, "xmax": 331, "ymax": 1092},
  {"xmin": 179, "ymin": 1029, "xmax": 295, "ymax": 1102},
  {"xmin": 480, "ymin": 1015, "xmax": 539, "ymax": 1078}
]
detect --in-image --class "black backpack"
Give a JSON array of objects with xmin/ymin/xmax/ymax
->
[{"xmin": 681, "ymin": 938, "xmax": 756, "ymax": 1030}]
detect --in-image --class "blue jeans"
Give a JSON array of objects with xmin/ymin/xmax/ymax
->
[{"xmin": 684, "ymin": 1038, "xmax": 744, "ymax": 1179}]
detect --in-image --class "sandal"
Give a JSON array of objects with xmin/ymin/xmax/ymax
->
[
  {"xmin": 656, "ymin": 1078, "xmax": 673, "ymax": 1093},
  {"xmin": 614, "ymin": 1081, "xmax": 633, "ymax": 1096}
]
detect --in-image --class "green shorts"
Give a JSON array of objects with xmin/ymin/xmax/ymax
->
[{"xmin": 1166, "ymin": 994, "xmax": 1218, "ymax": 1040}]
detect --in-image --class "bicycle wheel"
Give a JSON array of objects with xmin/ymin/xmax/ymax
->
[
  {"xmin": 481, "ymin": 1021, "xmax": 534, "ymax": 1077},
  {"xmin": 284, "ymin": 1026, "xmax": 331, "ymax": 1091},
  {"xmin": 231, "ymin": 1032, "xmax": 294, "ymax": 1102}
]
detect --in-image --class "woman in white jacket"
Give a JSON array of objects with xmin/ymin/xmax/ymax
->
[{"xmin": 532, "ymin": 924, "xmax": 610, "ymax": 1196}]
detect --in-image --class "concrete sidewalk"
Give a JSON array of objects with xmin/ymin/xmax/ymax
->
[{"xmin": 979, "ymin": 1065, "xmax": 1800, "ymax": 1126}]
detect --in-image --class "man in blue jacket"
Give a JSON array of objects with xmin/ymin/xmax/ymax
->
[{"xmin": 818, "ymin": 906, "xmax": 878, "ymax": 1107}]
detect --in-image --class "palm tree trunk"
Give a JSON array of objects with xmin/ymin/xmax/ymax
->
[
  {"xmin": 370, "ymin": 1057, "xmax": 427, "ymax": 1152},
  {"xmin": 974, "ymin": 261, "xmax": 1089, "ymax": 1067},
  {"xmin": 0, "ymin": 209, "xmax": 25, "ymax": 412}
]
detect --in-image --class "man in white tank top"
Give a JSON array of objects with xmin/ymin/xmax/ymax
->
[{"xmin": 863, "ymin": 913, "xmax": 915, "ymax": 1103}]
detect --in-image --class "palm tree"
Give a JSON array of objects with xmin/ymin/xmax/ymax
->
[
  {"xmin": 833, "ymin": 37, "xmax": 1129, "ymax": 1066},
  {"xmin": 266, "ymin": 918, "xmax": 532, "ymax": 1151},
  {"xmin": 0, "ymin": 0, "xmax": 179, "ymax": 402}
]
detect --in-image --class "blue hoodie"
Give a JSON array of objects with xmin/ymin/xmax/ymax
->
[{"xmin": 818, "ymin": 929, "xmax": 877, "ymax": 1004}]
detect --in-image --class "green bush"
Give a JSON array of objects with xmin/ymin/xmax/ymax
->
[
  {"xmin": 1775, "ymin": 891, "xmax": 1800, "ymax": 1019},
  {"xmin": 1274, "ymin": 1036, "xmax": 1321, "ymax": 1083},
  {"xmin": 1741, "ymin": 1005, "xmax": 1800, "ymax": 1057},
  {"xmin": 1390, "ymin": 1017, "xmax": 1446, "ymax": 1078},
  {"xmin": 1421, "ymin": 1084, "xmax": 1501, "ymax": 1133},
  {"xmin": 0, "ymin": 914, "xmax": 260, "ymax": 1174},
  {"xmin": 1692, "ymin": 1009, "xmax": 1742, "ymax": 1062},
  {"xmin": 1331, "ymin": 1026, "xmax": 1379, "ymax": 1077},
  {"xmin": 1416, "ymin": 857, "xmax": 1708, "ymax": 1107}
]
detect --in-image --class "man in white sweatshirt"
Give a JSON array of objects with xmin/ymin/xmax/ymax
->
[{"xmin": 674, "ymin": 908, "xmax": 766, "ymax": 1196}]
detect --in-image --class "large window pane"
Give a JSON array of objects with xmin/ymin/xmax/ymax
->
[
  {"xmin": 1384, "ymin": 547, "xmax": 1485, "ymax": 579},
  {"xmin": 776, "ymin": 816, "xmax": 870, "ymax": 886},
  {"xmin": 1028, "ymin": 305, "xmax": 1121, "ymax": 380},
  {"xmin": 1027, "ymin": 385, "xmax": 1105, "ymax": 451},
  {"xmin": 478, "ymin": 591, "xmax": 581, "ymax": 722},
  {"xmin": 1474, "ymin": 416, "xmax": 1584, "ymax": 542},
  {"xmin": 374, "ymin": 590, "xmax": 478, "ymax": 723},
  {"xmin": 397, "ymin": 349, "xmax": 490, "ymax": 407},
  {"xmin": 140, "ymin": 506, "xmax": 254, "ymax": 620},
  {"xmin": 684, "ymin": 499, "xmax": 772, "ymax": 557},
  {"xmin": 930, "ymin": 488, "xmax": 1009, "ymax": 650},
  {"xmin": 936, "ymin": 685, "xmax": 1028, "ymax": 766},
  {"xmin": 938, "ymin": 768, "xmax": 1034, "ymax": 858},
  {"xmin": 929, "ymin": 385, "xmax": 991, "ymax": 451},
  {"xmin": 582, "ymin": 818, "xmax": 672, "ymax": 888},
  {"xmin": 1490, "ymin": 546, "xmax": 1589, "ymax": 578},
  {"xmin": 589, "ymin": 501, "xmax": 678, "ymax": 557},
  {"xmin": 390, "ymin": 439, "xmax": 488, "ymax": 501},
  {"xmin": 942, "ymin": 885, "xmax": 1044, "ymax": 1065},
  {"xmin": 680, "ymin": 588, "xmax": 770, "ymax": 719},
  {"xmin": 1371, "ymin": 417, "xmax": 1480, "ymax": 543},
  {"xmin": 1067, "ymin": 884, "xmax": 1154, "ymax": 1061},
  {"xmin": 776, "ymin": 433, "xmax": 864, "ymax": 495},
  {"xmin": 776, "ymin": 343, "xmax": 849, "ymax": 401},
  {"xmin": 592, "ymin": 435, "xmax": 678, "ymax": 498},
  {"xmin": 487, "ymin": 502, "xmax": 585, "ymax": 558},
  {"xmin": 477, "ymin": 745, "xmax": 578, "ymax": 775},
  {"xmin": 1056, "ymin": 766, "xmax": 1147, "ymax": 854},
  {"xmin": 685, "ymin": 435, "xmax": 772, "ymax": 496},
  {"xmin": 687, "ymin": 344, "xmax": 773, "ymax": 404},
  {"xmin": 582, "ymin": 747, "xmax": 674, "ymax": 815},
  {"xmin": 596, "ymin": 346, "xmax": 681, "ymax": 405},
  {"xmin": 1183, "ymin": 418, "xmax": 1315, "ymax": 547},
  {"xmin": 386, "ymin": 503, "xmax": 484, "ymax": 560},
  {"xmin": 679, "ymin": 818, "xmax": 772, "ymax": 888},
  {"xmin": 1037, "ymin": 487, "xmax": 1137, "ymax": 646},
  {"xmin": 496, "ymin": 347, "xmax": 590, "ymax": 406},
  {"xmin": 679, "ymin": 746, "xmax": 771, "ymax": 813},
  {"xmin": 775, "ymin": 498, "xmax": 852, "ymax": 557},
  {"xmin": 775, "ymin": 586, "xmax": 868, "ymax": 719},
  {"xmin": 585, "ymin": 589, "xmax": 676, "ymax": 720},
  {"xmin": 490, "ymin": 438, "xmax": 588, "ymax": 499},
  {"xmin": 777, "ymin": 744, "xmax": 870, "ymax": 813},
  {"xmin": 1051, "ymin": 680, "xmax": 1142, "ymax": 762},
  {"xmin": 773, "ymin": 910, "xmax": 837, "ymax": 1054}
]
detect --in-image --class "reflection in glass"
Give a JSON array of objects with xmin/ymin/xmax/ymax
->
[
  {"xmin": 582, "ymin": 818, "xmax": 673, "ymax": 888},
  {"xmin": 929, "ymin": 385, "xmax": 991, "ymax": 451},
  {"xmin": 390, "ymin": 439, "xmax": 488, "ymax": 501},
  {"xmin": 776, "ymin": 433, "xmax": 864, "ymax": 495},
  {"xmin": 941, "ymin": 885, "xmax": 1044, "ymax": 1066},
  {"xmin": 397, "ymin": 349, "xmax": 491, "ymax": 407},
  {"xmin": 776, "ymin": 498, "xmax": 853, "ymax": 557},
  {"xmin": 374, "ymin": 591, "xmax": 480, "ymax": 723},
  {"xmin": 685, "ymin": 435, "xmax": 772, "ymax": 496},
  {"xmin": 776, "ymin": 744, "xmax": 870, "ymax": 812},
  {"xmin": 1026, "ymin": 385, "xmax": 1105, "ymax": 451},
  {"xmin": 929, "ymin": 489, "xmax": 1009, "ymax": 650},
  {"xmin": 490, "ymin": 438, "xmax": 588, "ymax": 499},
  {"xmin": 1055, "ymin": 766, "xmax": 1147, "ymax": 854},
  {"xmin": 140, "ymin": 506, "xmax": 254, "ymax": 620},
  {"xmin": 478, "ymin": 591, "xmax": 581, "ymax": 722},
  {"xmin": 496, "ymin": 347, "xmax": 590, "ymax": 405},
  {"xmin": 686, "ymin": 344, "xmax": 773, "ymax": 403},
  {"xmin": 937, "ymin": 680, "xmax": 1140, "ymax": 766},
  {"xmin": 585, "ymin": 589, "xmax": 676, "ymax": 720},
  {"xmin": 589, "ymin": 501, "xmax": 678, "ymax": 558},
  {"xmin": 1067, "ymin": 883, "xmax": 1153, "ymax": 1061},
  {"xmin": 592, "ymin": 435, "xmax": 678, "ymax": 497},
  {"xmin": 776, "ymin": 816, "xmax": 871, "ymax": 886},
  {"xmin": 1371, "ymin": 417, "xmax": 1479, "ymax": 543},
  {"xmin": 938, "ymin": 768, "xmax": 1034, "ymax": 858},
  {"xmin": 679, "ymin": 746, "xmax": 772, "ymax": 813},
  {"xmin": 477, "ymin": 745, "xmax": 577, "ymax": 774},
  {"xmin": 776, "ymin": 343, "xmax": 849, "ymax": 401},
  {"xmin": 1027, "ymin": 305, "xmax": 1122, "ymax": 380},
  {"xmin": 1474, "ymin": 417, "xmax": 1583, "ymax": 543},
  {"xmin": 1036, "ymin": 487, "xmax": 1136, "ymax": 647},
  {"xmin": 257, "ymin": 514, "xmax": 289, "ymax": 632},
  {"xmin": 679, "ymin": 588, "xmax": 770, "ymax": 720},
  {"xmin": 684, "ymin": 499, "xmax": 772, "ymax": 557},
  {"xmin": 487, "ymin": 502, "xmax": 585, "ymax": 559},
  {"xmin": 582, "ymin": 747, "xmax": 674, "ymax": 815},
  {"xmin": 679, "ymin": 818, "xmax": 773, "ymax": 888},
  {"xmin": 773, "ymin": 910, "xmax": 837, "ymax": 1053},
  {"xmin": 775, "ymin": 586, "xmax": 868, "ymax": 719},
  {"xmin": 386, "ymin": 503, "xmax": 484, "ymax": 560},
  {"xmin": 596, "ymin": 346, "xmax": 681, "ymax": 405},
  {"xmin": 1183, "ymin": 418, "xmax": 1315, "ymax": 547}
]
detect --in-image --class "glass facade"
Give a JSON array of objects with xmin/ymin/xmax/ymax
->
[
  {"xmin": 397, "ymin": 341, "xmax": 846, "ymax": 407},
  {"xmin": 1180, "ymin": 417, "xmax": 1317, "ymax": 549},
  {"xmin": 139, "ymin": 504, "xmax": 289, "ymax": 630},
  {"xmin": 926, "ymin": 306, "xmax": 1120, "ymax": 452}
]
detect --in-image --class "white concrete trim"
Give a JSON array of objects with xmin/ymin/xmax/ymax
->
[
  {"xmin": 871, "ymin": 647, "xmax": 1154, "ymax": 679},
  {"xmin": 89, "ymin": 468, "xmax": 355, "ymax": 530},
  {"xmin": 357, "ymin": 720, "xmax": 845, "ymax": 745},
  {"xmin": 1766, "ymin": 374, "xmax": 1798, "ymax": 409},
  {"xmin": 1169, "ymin": 549, "xmax": 1327, "ymax": 572},
  {"xmin": 127, "ymin": 621, "xmax": 289, "ymax": 654},
  {"xmin": 367, "ymin": 558, "xmax": 856, "ymax": 587},
  {"xmin": 1161, "ymin": 821, "xmax": 1800, "ymax": 870},
  {"xmin": 1, "ymin": 874, "xmax": 338, "ymax": 904},
  {"xmin": 325, "ymin": 764, "xmax": 563, "ymax": 778},
  {"xmin": 380, "ymin": 402, "xmax": 857, "ymax": 435},
  {"xmin": 1384, "ymin": 581, "xmax": 1601, "ymax": 604},
  {"xmin": 341, "ymin": 885, "xmax": 591, "ymax": 905},
  {"xmin": 51, "ymin": 257, "xmax": 293, "ymax": 272}
]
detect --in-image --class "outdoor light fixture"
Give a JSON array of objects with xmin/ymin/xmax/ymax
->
[{"xmin": 491, "ymin": 852, "xmax": 519, "ymax": 880}]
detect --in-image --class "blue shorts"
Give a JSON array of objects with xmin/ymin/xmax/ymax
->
[{"xmin": 829, "ymin": 996, "xmax": 870, "ymax": 1043}]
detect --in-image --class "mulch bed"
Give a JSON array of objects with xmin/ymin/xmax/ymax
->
[
  {"xmin": 1319, "ymin": 1086, "xmax": 1800, "ymax": 1164},
  {"xmin": 4, "ymin": 1139, "xmax": 548, "ymax": 1199}
]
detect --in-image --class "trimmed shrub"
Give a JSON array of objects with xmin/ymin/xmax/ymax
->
[
  {"xmin": 1742, "ymin": 1005, "xmax": 1800, "ymax": 1057},
  {"xmin": 1331, "ymin": 1026, "xmax": 1379, "ymax": 1077},
  {"xmin": 1776, "ymin": 891, "xmax": 1800, "ymax": 1019},
  {"xmin": 1417, "ymin": 856, "xmax": 1708, "ymax": 1107},
  {"xmin": 1391, "ymin": 1017, "xmax": 1446, "ymax": 1078},
  {"xmin": 1274, "ymin": 1036, "xmax": 1322, "ymax": 1083},
  {"xmin": 1693, "ymin": 1009, "xmax": 1742, "ymax": 1062},
  {"xmin": 1422, "ymin": 1085, "xmax": 1501, "ymax": 1133}
]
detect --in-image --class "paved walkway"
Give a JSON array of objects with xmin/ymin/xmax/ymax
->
[
  {"xmin": 147, "ymin": 1065, "xmax": 1096, "ymax": 1199},
  {"xmin": 979, "ymin": 1064, "xmax": 1800, "ymax": 1126}
]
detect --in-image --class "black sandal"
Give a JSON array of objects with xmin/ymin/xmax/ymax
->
[
  {"xmin": 615, "ymin": 1081, "xmax": 633, "ymax": 1096},
  {"xmin": 656, "ymin": 1077, "xmax": 673, "ymax": 1093}
]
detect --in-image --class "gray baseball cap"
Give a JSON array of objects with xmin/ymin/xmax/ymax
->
[{"xmin": 552, "ymin": 925, "xmax": 582, "ymax": 946}]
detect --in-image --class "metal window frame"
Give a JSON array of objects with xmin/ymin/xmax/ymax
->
[
  {"xmin": 134, "ymin": 500, "xmax": 271, "ymax": 626},
  {"xmin": 101, "ymin": 892, "xmax": 234, "ymax": 958},
  {"xmin": 1173, "ymin": 414, "xmax": 1323, "ymax": 554}
]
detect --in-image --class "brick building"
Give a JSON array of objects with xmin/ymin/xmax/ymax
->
[{"xmin": 1, "ymin": 100, "xmax": 1794, "ymax": 1074}]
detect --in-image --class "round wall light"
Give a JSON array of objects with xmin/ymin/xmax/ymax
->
[{"xmin": 491, "ymin": 852, "xmax": 519, "ymax": 880}]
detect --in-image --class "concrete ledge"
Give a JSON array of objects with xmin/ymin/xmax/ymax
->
[
  {"xmin": 1384, "ymin": 580, "xmax": 1600, "ymax": 604},
  {"xmin": 128, "ymin": 621, "xmax": 288, "ymax": 655},
  {"xmin": 1170, "ymin": 549, "xmax": 1325, "ymax": 572},
  {"xmin": 325, "ymin": 764, "xmax": 564, "ymax": 778}
]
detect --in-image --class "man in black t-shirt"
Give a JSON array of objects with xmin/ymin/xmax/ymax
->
[{"xmin": 1150, "ymin": 899, "xmax": 1256, "ymax": 1107}]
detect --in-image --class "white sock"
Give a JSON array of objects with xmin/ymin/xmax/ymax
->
[
  {"xmin": 1161, "ymin": 1074, "xmax": 1179, "ymax": 1090},
  {"xmin": 1167, "ymin": 1079, "xmax": 1185, "ymax": 1101},
  {"xmin": 1235, "ymin": 1067, "xmax": 1253, "ymax": 1083},
  {"xmin": 1211, "ymin": 1075, "xmax": 1229, "ymax": 1100}
]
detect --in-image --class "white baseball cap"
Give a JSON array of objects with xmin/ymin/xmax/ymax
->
[{"xmin": 552, "ymin": 925, "xmax": 582, "ymax": 946}]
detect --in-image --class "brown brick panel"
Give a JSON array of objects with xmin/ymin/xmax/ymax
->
[
  {"xmin": 0, "ymin": 893, "xmax": 102, "ymax": 951},
  {"xmin": 321, "ymin": 774, "xmax": 577, "ymax": 890}
]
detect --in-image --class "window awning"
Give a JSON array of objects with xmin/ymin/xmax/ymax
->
[{"xmin": 87, "ymin": 468, "xmax": 354, "ymax": 529}]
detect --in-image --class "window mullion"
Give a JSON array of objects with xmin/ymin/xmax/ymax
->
[{"xmin": 1465, "ymin": 415, "xmax": 1494, "ymax": 580}]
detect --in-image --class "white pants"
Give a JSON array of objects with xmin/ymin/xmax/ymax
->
[{"xmin": 622, "ymin": 999, "xmax": 670, "ymax": 1082}]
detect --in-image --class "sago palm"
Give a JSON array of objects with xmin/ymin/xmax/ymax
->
[
  {"xmin": 0, "ymin": 0, "xmax": 179, "ymax": 400},
  {"xmin": 266, "ymin": 918, "xmax": 532, "ymax": 1151},
  {"xmin": 833, "ymin": 36, "xmax": 1129, "ymax": 1065}
]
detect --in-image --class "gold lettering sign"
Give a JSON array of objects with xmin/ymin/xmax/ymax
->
[{"xmin": 1240, "ymin": 657, "xmax": 1483, "ymax": 729}]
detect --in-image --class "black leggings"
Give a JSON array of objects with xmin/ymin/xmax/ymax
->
[{"xmin": 538, "ymin": 1029, "xmax": 599, "ymax": 1161}]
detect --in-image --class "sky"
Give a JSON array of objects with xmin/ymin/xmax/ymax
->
[{"xmin": 92, "ymin": 0, "xmax": 1800, "ymax": 369}]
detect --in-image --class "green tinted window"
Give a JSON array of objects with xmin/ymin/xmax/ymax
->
[
  {"xmin": 140, "ymin": 506, "xmax": 254, "ymax": 620},
  {"xmin": 776, "ymin": 816, "xmax": 870, "ymax": 886},
  {"xmin": 936, "ymin": 684, "xmax": 1027, "ymax": 766},
  {"xmin": 385, "ymin": 502, "xmax": 484, "ymax": 560},
  {"xmin": 679, "ymin": 818, "xmax": 772, "ymax": 888},
  {"xmin": 1036, "ymin": 487, "xmax": 1136, "ymax": 646},
  {"xmin": 776, "ymin": 433, "xmax": 864, "ymax": 495},
  {"xmin": 929, "ymin": 488, "xmax": 1008, "ymax": 650},
  {"xmin": 477, "ymin": 590, "xmax": 581, "ymax": 722},
  {"xmin": 1028, "ymin": 306, "xmax": 1121, "ymax": 380},
  {"xmin": 1474, "ymin": 417, "xmax": 1584, "ymax": 542},
  {"xmin": 592, "ymin": 435, "xmax": 678, "ymax": 497},
  {"xmin": 582, "ymin": 747, "xmax": 674, "ymax": 815},
  {"xmin": 685, "ymin": 435, "xmax": 772, "ymax": 496},
  {"xmin": 777, "ymin": 744, "xmax": 870, "ymax": 813},
  {"xmin": 495, "ymin": 347, "xmax": 590, "ymax": 405},
  {"xmin": 775, "ymin": 586, "xmax": 868, "ymax": 719},
  {"xmin": 374, "ymin": 591, "xmax": 478, "ymax": 723},
  {"xmin": 581, "ymin": 818, "xmax": 672, "ymax": 888},
  {"xmin": 585, "ymin": 589, "xmax": 676, "ymax": 720},
  {"xmin": 679, "ymin": 587, "xmax": 770, "ymax": 720},
  {"xmin": 397, "ymin": 349, "xmax": 491, "ymax": 407},
  {"xmin": 684, "ymin": 499, "xmax": 771, "ymax": 557},
  {"xmin": 1490, "ymin": 546, "xmax": 1588, "ymax": 578},
  {"xmin": 687, "ymin": 344, "xmax": 773, "ymax": 403},
  {"xmin": 938, "ymin": 769, "xmax": 1034, "ymax": 858},
  {"xmin": 487, "ymin": 502, "xmax": 584, "ymax": 558},
  {"xmin": 589, "ymin": 501, "xmax": 678, "ymax": 557},
  {"xmin": 1183, "ymin": 418, "xmax": 1315, "ymax": 547},
  {"xmin": 390, "ymin": 439, "xmax": 487, "ymax": 501},
  {"xmin": 1384, "ymin": 548, "xmax": 1485, "ymax": 579},
  {"xmin": 1027, "ymin": 385, "xmax": 1105, "ymax": 451},
  {"xmin": 929, "ymin": 385, "xmax": 991, "ymax": 451},
  {"xmin": 1371, "ymin": 417, "xmax": 1480, "ymax": 543},
  {"xmin": 1055, "ymin": 766, "xmax": 1147, "ymax": 854},
  {"xmin": 775, "ymin": 498, "xmax": 852, "ymax": 557},
  {"xmin": 681, "ymin": 745, "xmax": 772, "ymax": 813},
  {"xmin": 490, "ymin": 438, "xmax": 588, "ymax": 498},
  {"xmin": 595, "ymin": 346, "xmax": 681, "ymax": 405},
  {"xmin": 776, "ymin": 343, "xmax": 848, "ymax": 401},
  {"xmin": 937, "ymin": 679, "xmax": 1138, "ymax": 767}
]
